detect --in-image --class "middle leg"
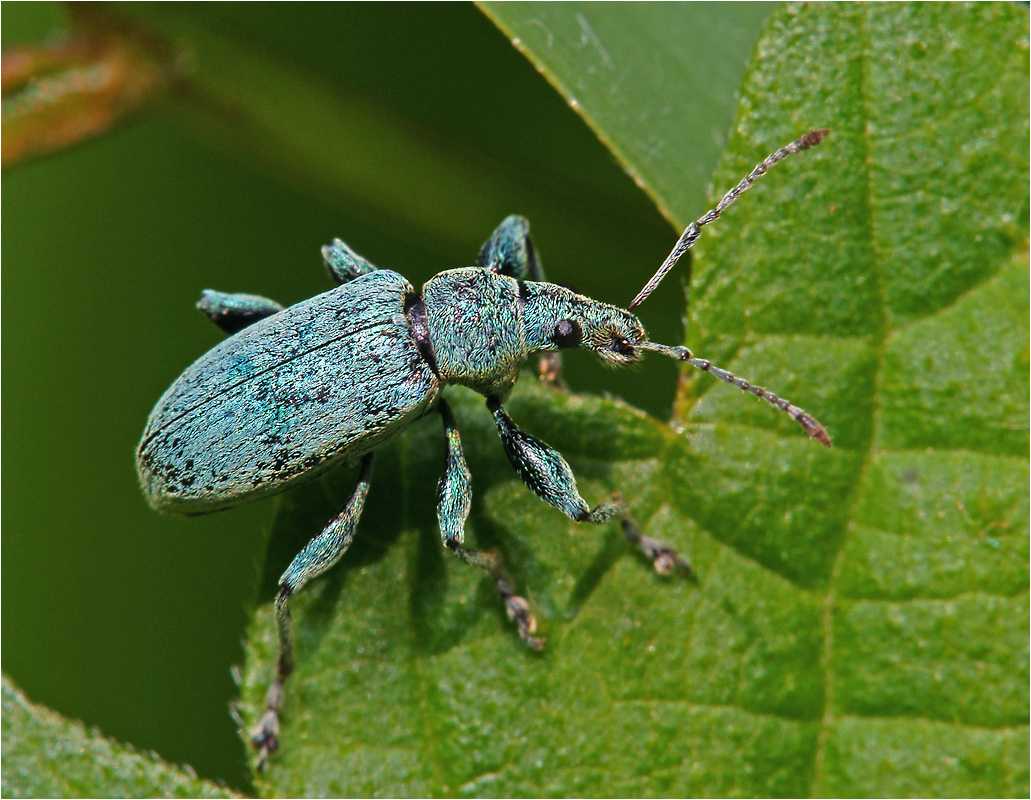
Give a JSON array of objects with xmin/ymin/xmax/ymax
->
[{"xmin": 436, "ymin": 398, "xmax": 543, "ymax": 649}]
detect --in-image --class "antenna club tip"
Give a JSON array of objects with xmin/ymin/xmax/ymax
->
[
  {"xmin": 810, "ymin": 425, "xmax": 833, "ymax": 448},
  {"xmin": 797, "ymin": 412, "xmax": 832, "ymax": 447},
  {"xmin": 799, "ymin": 129, "xmax": 830, "ymax": 149}
]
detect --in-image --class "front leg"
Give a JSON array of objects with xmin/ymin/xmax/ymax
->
[
  {"xmin": 488, "ymin": 397, "xmax": 619, "ymax": 523},
  {"xmin": 477, "ymin": 215, "xmax": 545, "ymax": 281},
  {"xmin": 489, "ymin": 397, "xmax": 691, "ymax": 574},
  {"xmin": 436, "ymin": 398, "xmax": 542, "ymax": 649}
]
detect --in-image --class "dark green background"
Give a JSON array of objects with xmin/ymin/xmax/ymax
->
[{"xmin": 3, "ymin": 4, "xmax": 771, "ymax": 791}]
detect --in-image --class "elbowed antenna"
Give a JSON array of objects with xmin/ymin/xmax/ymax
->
[
  {"xmin": 629, "ymin": 129, "xmax": 828, "ymax": 311},
  {"xmin": 639, "ymin": 341, "xmax": 831, "ymax": 447}
]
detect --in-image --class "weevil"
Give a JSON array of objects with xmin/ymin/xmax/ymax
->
[{"xmin": 137, "ymin": 130, "xmax": 830, "ymax": 769}]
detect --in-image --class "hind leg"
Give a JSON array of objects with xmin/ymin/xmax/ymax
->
[
  {"xmin": 197, "ymin": 290, "xmax": 284, "ymax": 334},
  {"xmin": 252, "ymin": 454, "xmax": 374, "ymax": 770}
]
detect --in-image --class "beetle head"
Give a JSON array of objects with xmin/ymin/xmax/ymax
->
[
  {"xmin": 523, "ymin": 282, "xmax": 646, "ymax": 367},
  {"xmin": 574, "ymin": 304, "xmax": 648, "ymax": 367}
]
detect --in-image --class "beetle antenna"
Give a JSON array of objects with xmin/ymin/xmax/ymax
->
[
  {"xmin": 639, "ymin": 341, "xmax": 831, "ymax": 447},
  {"xmin": 628, "ymin": 129, "xmax": 828, "ymax": 311}
]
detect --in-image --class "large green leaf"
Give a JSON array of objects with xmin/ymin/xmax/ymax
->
[
  {"xmin": 1, "ymin": 675, "xmax": 236, "ymax": 798},
  {"xmin": 232, "ymin": 4, "xmax": 1030, "ymax": 797},
  {"xmin": 677, "ymin": 3, "xmax": 1029, "ymax": 796}
]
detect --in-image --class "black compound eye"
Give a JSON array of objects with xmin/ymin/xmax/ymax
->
[
  {"xmin": 610, "ymin": 335, "xmax": 635, "ymax": 356},
  {"xmin": 553, "ymin": 319, "xmax": 582, "ymax": 348}
]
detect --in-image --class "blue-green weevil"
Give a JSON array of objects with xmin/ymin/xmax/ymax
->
[{"xmin": 137, "ymin": 130, "xmax": 830, "ymax": 769}]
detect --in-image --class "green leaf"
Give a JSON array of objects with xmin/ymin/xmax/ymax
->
[
  {"xmin": 479, "ymin": 1, "xmax": 777, "ymax": 223},
  {"xmin": 239, "ymin": 4, "xmax": 1028, "ymax": 797},
  {"xmin": 681, "ymin": 3, "xmax": 1029, "ymax": 797},
  {"xmin": 1, "ymin": 675, "xmax": 237, "ymax": 798}
]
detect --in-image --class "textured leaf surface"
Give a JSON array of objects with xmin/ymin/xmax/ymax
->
[
  {"xmin": 680, "ymin": 4, "xmax": 1029, "ymax": 797},
  {"xmin": 1, "ymin": 675, "xmax": 236, "ymax": 798},
  {"xmin": 240, "ymin": 4, "xmax": 1029, "ymax": 797}
]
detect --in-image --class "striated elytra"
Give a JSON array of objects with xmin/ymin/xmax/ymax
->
[{"xmin": 137, "ymin": 131, "xmax": 829, "ymax": 770}]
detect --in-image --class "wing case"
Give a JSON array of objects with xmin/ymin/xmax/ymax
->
[{"xmin": 138, "ymin": 270, "xmax": 439, "ymax": 512}]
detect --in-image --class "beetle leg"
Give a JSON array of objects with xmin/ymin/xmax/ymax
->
[
  {"xmin": 435, "ymin": 399, "xmax": 472, "ymax": 542},
  {"xmin": 479, "ymin": 216, "xmax": 563, "ymax": 387},
  {"xmin": 196, "ymin": 290, "xmax": 284, "ymax": 335},
  {"xmin": 477, "ymin": 215, "xmax": 545, "ymax": 281},
  {"xmin": 488, "ymin": 397, "xmax": 620, "ymax": 524},
  {"xmin": 437, "ymin": 398, "xmax": 543, "ymax": 649},
  {"xmin": 321, "ymin": 238, "xmax": 378, "ymax": 285},
  {"xmin": 620, "ymin": 516, "xmax": 692, "ymax": 578},
  {"xmin": 489, "ymin": 398, "xmax": 693, "ymax": 577},
  {"xmin": 252, "ymin": 453, "xmax": 374, "ymax": 771},
  {"xmin": 534, "ymin": 352, "xmax": 563, "ymax": 388}
]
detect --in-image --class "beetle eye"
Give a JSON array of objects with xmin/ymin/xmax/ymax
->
[
  {"xmin": 610, "ymin": 335, "xmax": 635, "ymax": 357},
  {"xmin": 553, "ymin": 319, "xmax": 582, "ymax": 348}
]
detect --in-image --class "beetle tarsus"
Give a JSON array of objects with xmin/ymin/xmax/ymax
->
[
  {"xmin": 537, "ymin": 352, "xmax": 564, "ymax": 389},
  {"xmin": 444, "ymin": 540, "xmax": 544, "ymax": 647},
  {"xmin": 497, "ymin": 573, "xmax": 545, "ymax": 650},
  {"xmin": 622, "ymin": 518, "xmax": 693, "ymax": 578},
  {"xmin": 252, "ymin": 678, "xmax": 284, "ymax": 772}
]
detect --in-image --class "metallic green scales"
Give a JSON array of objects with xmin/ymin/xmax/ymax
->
[{"xmin": 138, "ymin": 269, "xmax": 439, "ymax": 512}]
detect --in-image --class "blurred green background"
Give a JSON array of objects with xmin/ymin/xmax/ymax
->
[{"xmin": 3, "ymin": 3, "xmax": 772, "ymax": 791}]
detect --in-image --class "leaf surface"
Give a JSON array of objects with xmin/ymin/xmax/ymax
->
[
  {"xmin": 677, "ymin": 4, "xmax": 1029, "ymax": 796},
  {"xmin": 1, "ymin": 675, "xmax": 237, "ymax": 798},
  {"xmin": 240, "ymin": 4, "xmax": 1029, "ymax": 797}
]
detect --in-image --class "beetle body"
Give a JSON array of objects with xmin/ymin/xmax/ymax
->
[
  {"xmin": 137, "ymin": 131, "xmax": 829, "ymax": 771},
  {"xmin": 139, "ymin": 266, "xmax": 641, "ymax": 514}
]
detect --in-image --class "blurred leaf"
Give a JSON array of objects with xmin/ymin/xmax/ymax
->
[
  {"xmin": 102, "ymin": 3, "xmax": 683, "ymax": 256},
  {"xmin": 227, "ymin": 3, "xmax": 1029, "ymax": 797},
  {"xmin": 1, "ymin": 675, "xmax": 238, "ymax": 798},
  {"xmin": 1, "ymin": 7, "xmax": 174, "ymax": 168},
  {"xmin": 110, "ymin": 3, "xmax": 523, "ymax": 248},
  {"xmin": 480, "ymin": 1, "xmax": 776, "ymax": 225}
]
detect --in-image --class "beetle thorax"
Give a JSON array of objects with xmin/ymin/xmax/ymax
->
[{"xmin": 422, "ymin": 268, "xmax": 527, "ymax": 396}]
